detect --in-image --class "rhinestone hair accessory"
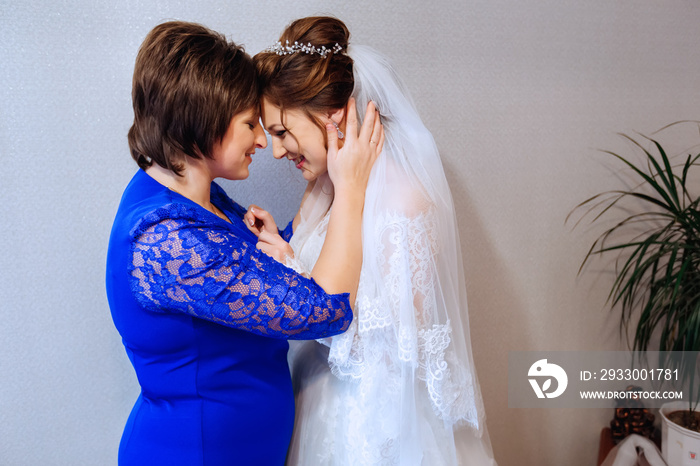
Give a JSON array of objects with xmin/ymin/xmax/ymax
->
[{"xmin": 264, "ymin": 40, "xmax": 344, "ymax": 58}]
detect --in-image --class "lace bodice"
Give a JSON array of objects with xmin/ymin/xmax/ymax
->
[{"xmin": 129, "ymin": 203, "xmax": 352, "ymax": 340}]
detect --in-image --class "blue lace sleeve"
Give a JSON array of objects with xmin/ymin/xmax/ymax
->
[
  {"xmin": 128, "ymin": 209, "xmax": 351, "ymax": 340},
  {"xmin": 279, "ymin": 220, "xmax": 294, "ymax": 242}
]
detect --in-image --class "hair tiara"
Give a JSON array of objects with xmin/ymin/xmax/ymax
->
[{"xmin": 264, "ymin": 40, "xmax": 344, "ymax": 58}]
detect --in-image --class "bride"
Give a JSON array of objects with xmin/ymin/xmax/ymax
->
[{"xmin": 249, "ymin": 16, "xmax": 497, "ymax": 465}]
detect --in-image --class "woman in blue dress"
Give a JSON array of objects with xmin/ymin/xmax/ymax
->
[{"xmin": 105, "ymin": 21, "xmax": 383, "ymax": 465}]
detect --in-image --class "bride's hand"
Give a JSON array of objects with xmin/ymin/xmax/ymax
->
[
  {"xmin": 326, "ymin": 98, "xmax": 384, "ymax": 195},
  {"xmin": 244, "ymin": 205, "xmax": 278, "ymax": 237}
]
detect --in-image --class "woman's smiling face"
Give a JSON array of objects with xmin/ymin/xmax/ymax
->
[
  {"xmin": 207, "ymin": 107, "xmax": 267, "ymax": 180},
  {"xmin": 261, "ymin": 98, "xmax": 330, "ymax": 181}
]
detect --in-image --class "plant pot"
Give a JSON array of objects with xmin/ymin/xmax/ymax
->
[{"xmin": 661, "ymin": 401, "xmax": 700, "ymax": 465}]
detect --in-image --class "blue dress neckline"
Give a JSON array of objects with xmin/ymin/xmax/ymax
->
[{"xmin": 135, "ymin": 169, "xmax": 257, "ymax": 244}]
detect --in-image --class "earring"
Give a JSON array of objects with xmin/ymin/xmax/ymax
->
[{"xmin": 331, "ymin": 120, "xmax": 344, "ymax": 139}]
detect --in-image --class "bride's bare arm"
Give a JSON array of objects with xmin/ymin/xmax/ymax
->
[{"xmin": 311, "ymin": 99, "xmax": 383, "ymax": 306}]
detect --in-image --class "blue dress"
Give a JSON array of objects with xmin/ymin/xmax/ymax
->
[{"xmin": 105, "ymin": 170, "xmax": 352, "ymax": 465}]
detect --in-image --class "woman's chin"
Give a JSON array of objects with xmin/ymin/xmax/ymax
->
[
  {"xmin": 301, "ymin": 169, "xmax": 327, "ymax": 182},
  {"xmin": 227, "ymin": 168, "xmax": 249, "ymax": 181},
  {"xmin": 301, "ymin": 171, "xmax": 317, "ymax": 182}
]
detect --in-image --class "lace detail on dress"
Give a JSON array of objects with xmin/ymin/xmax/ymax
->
[
  {"xmin": 292, "ymin": 204, "xmax": 479, "ymax": 425},
  {"xmin": 280, "ymin": 219, "xmax": 294, "ymax": 243},
  {"xmin": 327, "ymin": 325, "xmax": 365, "ymax": 380},
  {"xmin": 357, "ymin": 294, "xmax": 392, "ymax": 332},
  {"xmin": 418, "ymin": 321, "xmax": 475, "ymax": 423},
  {"xmin": 128, "ymin": 204, "xmax": 352, "ymax": 340},
  {"xmin": 283, "ymin": 255, "xmax": 309, "ymax": 276}
]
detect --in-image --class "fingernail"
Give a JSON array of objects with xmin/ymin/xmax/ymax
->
[{"xmin": 250, "ymin": 207, "xmax": 256, "ymax": 213}]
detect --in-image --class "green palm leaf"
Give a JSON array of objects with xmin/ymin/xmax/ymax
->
[{"xmin": 570, "ymin": 122, "xmax": 700, "ymax": 408}]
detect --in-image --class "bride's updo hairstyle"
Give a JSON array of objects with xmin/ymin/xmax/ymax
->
[{"xmin": 254, "ymin": 16, "xmax": 354, "ymax": 134}]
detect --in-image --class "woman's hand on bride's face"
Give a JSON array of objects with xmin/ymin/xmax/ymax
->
[
  {"xmin": 256, "ymin": 230, "xmax": 294, "ymax": 263},
  {"xmin": 326, "ymin": 98, "xmax": 384, "ymax": 195},
  {"xmin": 244, "ymin": 205, "xmax": 278, "ymax": 237}
]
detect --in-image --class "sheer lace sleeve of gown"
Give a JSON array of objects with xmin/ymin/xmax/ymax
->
[{"xmin": 128, "ymin": 206, "xmax": 351, "ymax": 340}]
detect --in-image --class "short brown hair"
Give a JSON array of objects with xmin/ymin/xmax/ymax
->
[
  {"xmin": 254, "ymin": 17, "xmax": 353, "ymax": 133},
  {"xmin": 128, "ymin": 21, "xmax": 258, "ymax": 175}
]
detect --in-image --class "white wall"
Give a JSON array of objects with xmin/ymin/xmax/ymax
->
[{"xmin": 2, "ymin": 1, "xmax": 700, "ymax": 464}]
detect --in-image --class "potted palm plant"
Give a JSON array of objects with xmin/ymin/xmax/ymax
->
[{"xmin": 570, "ymin": 121, "xmax": 700, "ymax": 464}]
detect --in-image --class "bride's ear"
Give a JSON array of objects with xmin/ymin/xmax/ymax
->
[{"xmin": 327, "ymin": 107, "xmax": 345, "ymax": 126}]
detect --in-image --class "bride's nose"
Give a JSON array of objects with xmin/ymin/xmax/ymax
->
[{"xmin": 271, "ymin": 138, "xmax": 286, "ymax": 159}]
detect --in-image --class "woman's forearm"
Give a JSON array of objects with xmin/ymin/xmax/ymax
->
[{"xmin": 310, "ymin": 189, "xmax": 364, "ymax": 307}]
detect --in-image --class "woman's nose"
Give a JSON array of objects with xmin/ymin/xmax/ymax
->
[
  {"xmin": 254, "ymin": 124, "xmax": 268, "ymax": 149},
  {"xmin": 271, "ymin": 138, "xmax": 286, "ymax": 159}
]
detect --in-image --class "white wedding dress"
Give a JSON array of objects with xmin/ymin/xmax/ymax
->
[{"xmin": 284, "ymin": 45, "xmax": 496, "ymax": 466}]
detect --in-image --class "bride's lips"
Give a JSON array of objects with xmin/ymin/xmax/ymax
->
[{"xmin": 294, "ymin": 155, "xmax": 305, "ymax": 169}]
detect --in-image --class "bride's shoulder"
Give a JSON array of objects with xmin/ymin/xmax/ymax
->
[{"xmin": 381, "ymin": 167, "xmax": 434, "ymax": 219}]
